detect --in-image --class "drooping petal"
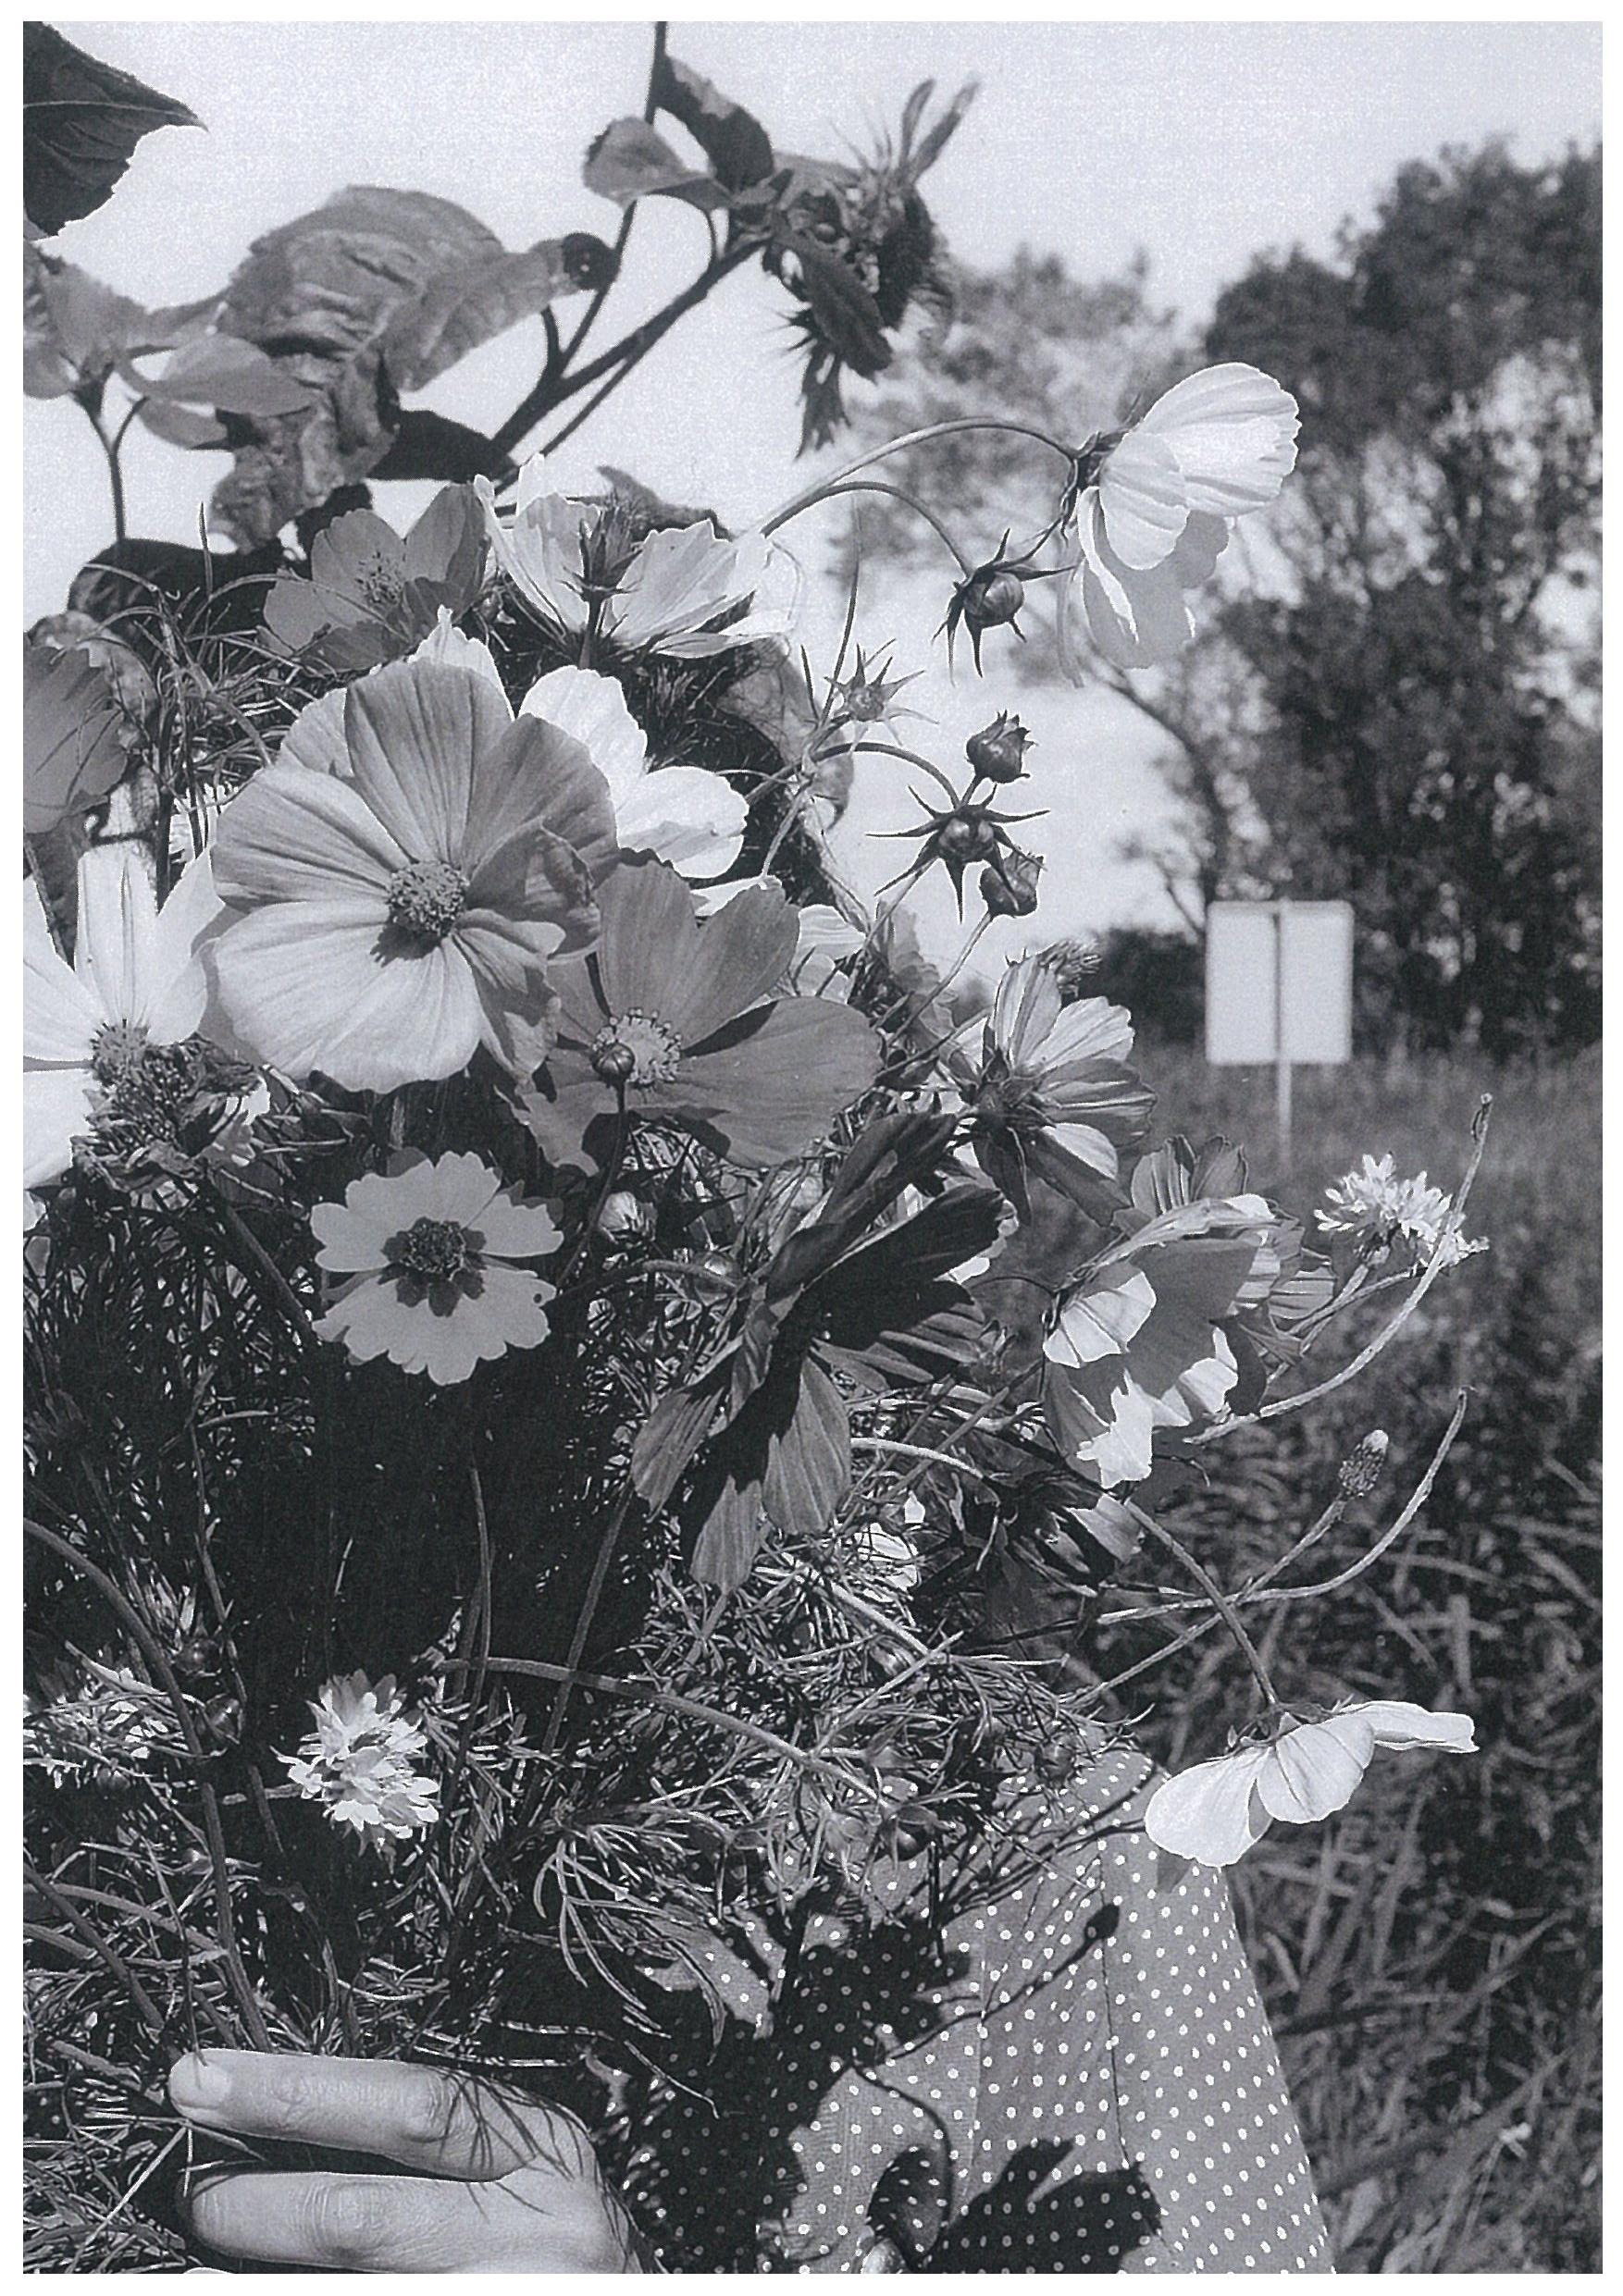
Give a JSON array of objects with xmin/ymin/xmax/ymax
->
[
  {"xmin": 989, "ymin": 951, "xmax": 1063, "ymax": 1068},
  {"xmin": 613, "ymin": 765, "xmax": 747, "ymax": 880},
  {"xmin": 1096, "ymin": 426, "xmax": 1190, "ymax": 569},
  {"xmin": 209, "ymin": 907, "xmax": 483, "ymax": 1090},
  {"xmin": 1257, "ymin": 1717, "xmax": 1373, "ymax": 1826},
  {"xmin": 1138, "ymin": 363, "xmax": 1300, "ymax": 519},
  {"xmin": 1074, "ymin": 502, "xmax": 1202, "ymax": 672},
  {"xmin": 518, "ymin": 665, "xmax": 648, "ymax": 803},
  {"xmin": 515, "ymin": 1060, "xmax": 619, "ymax": 1178},
  {"xmin": 476, "ymin": 464, "xmax": 588, "ymax": 633},
  {"xmin": 672, "ymin": 997, "xmax": 880, "ymax": 1167},
  {"xmin": 210, "ymin": 763, "xmax": 406, "ymax": 907},
  {"xmin": 1144, "ymin": 1747, "xmax": 1273, "ymax": 1867},
  {"xmin": 24, "ymin": 1066, "xmax": 97, "ymax": 1188},
  {"xmin": 1341, "ymin": 1700, "xmax": 1478, "ymax": 1755},
  {"xmin": 1038, "ymin": 994, "xmax": 1136, "ymax": 1073},
  {"xmin": 1043, "ymin": 1269, "xmax": 1158, "ymax": 1367}
]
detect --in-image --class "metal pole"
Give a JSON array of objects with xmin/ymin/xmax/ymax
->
[{"xmin": 1273, "ymin": 901, "xmax": 1292, "ymax": 1169}]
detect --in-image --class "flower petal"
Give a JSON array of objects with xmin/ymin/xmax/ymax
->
[
  {"xmin": 1258, "ymin": 1719, "xmax": 1372, "ymax": 1825},
  {"xmin": 279, "ymin": 685, "xmax": 353, "ymax": 776},
  {"xmin": 1144, "ymin": 1748, "xmax": 1273, "ymax": 1867},
  {"xmin": 990, "ymin": 951, "xmax": 1063, "ymax": 1067},
  {"xmin": 210, "ymin": 907, "xmax": 483, "ymax": 1089},
  {"xmin": 24, "ymin": 1066, "xmax": 96, "ymax": 1188},
  {"xmin": 463, "ymin": 713, "xmax": 619, "ymax": 889},
  {"xmin": 613, "ymin": 765, "xmax": 747, "ymax": 880},
  {"xmin": 1096, "ymin": 428, "xmax": 1189, "ymax": 570},
  {"xmin": 518, "ymin": 665, "xmax": 648, "ymax": 802},
  {"xmin": 1043, "ymin": 1269, "xmax": 1158, "ymax": 1367},
  {"xmin": 1342, "ymin": 1700, "xmax": 1478, "ymax": 1755},
  {"xmin": 140, "ymin": 849, "xmax": 223, "ymax": 1043},
  {"xmin": 24, "ymin": 879, "xmax": 101, "ymax": 1065},
  {"xmin": 1138, "ymin": 362, "xmax": 1300, "ymax": 519},
  {"xmin": 72, "ymin": 845, "xmax": 158, "ymax": 1025},
  {"xmin": 341, "ymin": 657, "xmax": 508, "ymax": 863},
  {"xmin": 210, "ymin": 761, "xmax": 407, "ymax": 907},
  {"xmin": 671, "ymin": 997, "xmax": 880, "ymax": 1166}
]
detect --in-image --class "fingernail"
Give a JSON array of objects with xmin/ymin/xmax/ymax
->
[{"xmin": 171, "ymin": 2052, "xmax": 234, "ymax": 2115}]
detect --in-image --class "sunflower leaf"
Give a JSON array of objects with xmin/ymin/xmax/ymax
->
[
  {"xmin": 652, "ymin": 53, "xmax": 775, "ymax": 192},
  {"xmin": 583, "ymin": 119, "xmax": 725, "ymax": 211},
  {"xmin": 23, "ymin": 23, "xmax": 198, "ymax": 238},
  {"xmin": 23, "ymin": 637, "xmax": 131, "ymax": 834}
]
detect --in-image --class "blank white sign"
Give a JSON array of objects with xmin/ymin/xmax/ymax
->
[{"xmin": 1206, "ymin": 900, "xmax": 1354, "ymax": 1066}]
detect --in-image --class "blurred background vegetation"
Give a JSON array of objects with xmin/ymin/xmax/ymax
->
[{"xmin": 856, "ymin": 138, "xmax": 1601, "ymax": 2273}]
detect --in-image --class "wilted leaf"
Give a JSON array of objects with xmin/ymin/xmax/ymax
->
[
  {"xmin": 583, "ymin": 118, "xmax": 723, "ymax": 211},
  {"xmin": 382, "ymin": 239, "xmax": 592, "ymax": 392},
  {"xmin": 122, "ymin": 332, "xmax": 316, "ymax": 416},
  {"xmin": 23, "ymin": 637, "xmax": 130, "ymax": 833},
  {"xmin": 23, "ymin": 22, "xmax": 199, "ymax": 237},
  {"xmin": 653, "ymin": 52, "xmax": 775, "ymax": 191}
]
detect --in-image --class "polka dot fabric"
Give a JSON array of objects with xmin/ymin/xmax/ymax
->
[{"xmin": 621, "ymin": 1740, "xmax": 1332, "ymax": 2272}]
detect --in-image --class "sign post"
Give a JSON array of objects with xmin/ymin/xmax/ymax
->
[{"xmin": 1205, "ymin": 899, "xmax": 1355, "ymax": 1167}]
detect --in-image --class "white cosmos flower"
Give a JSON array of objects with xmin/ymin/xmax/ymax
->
[
  {"xmin": 403, "ymin": 621, "xmax": 747, "ymax": 883},
  {"xmin": 1060, "ymin": 362, "xmax": 1299, "ymax": 674},
  {"xmin": 1145, "ymin": 1699, "xmax": 1477, "ymax": 1869},
  {"xmin": 477, "ymin": 452, "xmax": 800, "ymax": 660},
  {"xmin": 24, "ymin": 846, "xmax": 222, "ymax": 1192}
]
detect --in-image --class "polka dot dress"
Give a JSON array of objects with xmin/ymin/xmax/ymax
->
[{"xmin": 620, "ymin": 1740, "xmax": 1332, "ymax": 2272}]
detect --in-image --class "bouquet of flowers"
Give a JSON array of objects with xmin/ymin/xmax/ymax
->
[{"xmin": 23, "ymin": 27, "xmax": 1489, "ymax": 2270}]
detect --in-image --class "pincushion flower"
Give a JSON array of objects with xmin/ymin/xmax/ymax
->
[
  {"xmin": 518, "ymin": 858, "xmax": 880, "ymax": 1175},
  {"xmin": 205, "ymin": 654, "xmax": 614, "ymax": 1091},
  {"xmin": 1042, "ymin": 1194, "xmax": 1288, "ymax": 1487},
  {"xmin": 477, "ymin": 453, "xmax": 799, "ymax": 660},
  {"xmin": 282, "ymin": 1672, "xmax": 440, "ymax": 1852},
  {"xmin": 1059, "ymin": 362, "xmax": 1299, "ymax": 673},
  {"xmin": 263, "ymin": 485, "xmax": 486, "ymax": 673},
  {"xmin": 311, "ymin": 1150, "xmax": 562, "ymax": 1385},
  {"xmin": 1145, "ymin": 1700, "xmax": 1478, "ymax": 1869},
  {"xmin": 24, "ymin": 846, "xmax": 241, "ymax": 1192},
  {"xmin": 1318, "ymin": 1153, "xmax": 1487, "ymax": 1265},
  {"xmin": 952, "ymin": 951, "xmax": 1155, "ymax": 1216}
]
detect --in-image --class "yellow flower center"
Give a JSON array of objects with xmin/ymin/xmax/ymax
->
[
  {"xmin": 387, "ymin": 861, "xmax": 468, "ymax": 945},
  {"xmin": 390, "ymin": 1216, "xmax": 477, "ymax": 1284}
]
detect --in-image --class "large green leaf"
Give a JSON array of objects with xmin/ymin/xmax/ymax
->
[
  {"xmin": 23, "ymin": 23, "xmax": 198, "ymax": 237},
  {"xmin": 583, "ymin": 118, "xmax": 724, "ymax": 211},
  {"xmin": 23, "ymin": 638, "xmax": 130, "ymax": 834},
  {"xmin": 652, "ymin": 53, "xmax": 774, "ymax": 192}
]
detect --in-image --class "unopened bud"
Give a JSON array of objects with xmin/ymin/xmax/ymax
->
[
  {"xmin": 966, "ymin": 711, "xmax": 1034, "ymax": 784},
  {"xmin": 1338, "ymin": 1429, "xmax": 1391, "ymax": 1499},
  {"xmin": 980, "ymin": 846, "xmax": 1043, "ymax": 918},
  {"xmin": 964, "ymin": 568, "xmax": 1024, "ymax": 635},
  {"xmin": 598, "ymin": 1190, "xmax": 652, "ymax": 1243},
  {"xmin": 588, "ymin": 1037, "xmax": 637, "ymax": 1087},
  {"xmin": 935, "ymin": 809, "xmax": 1002, "ymax": 864}
]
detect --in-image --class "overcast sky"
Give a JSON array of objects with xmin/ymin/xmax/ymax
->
[{"xmin": 25, "ymin": 17, "xmax": 1602, "ymax": 956}]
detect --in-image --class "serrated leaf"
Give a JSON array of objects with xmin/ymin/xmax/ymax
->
[
  {"xmin": 653, "ymin": 52, "xmax": 775, "ymax": 191},
  {"xmin": 583, "ymin": 117, "xmax": 724, "ymax": 211},
  {"xmin": 23, "ymin": 22, "xmax": 198, "ymax": 238},
  {"xmin": 23, "ymin": 638, "xmax": 130, "ymax": 833}
]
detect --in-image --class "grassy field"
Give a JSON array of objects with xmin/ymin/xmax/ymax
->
[{"xmin": 1098, "ymin": 1043, "xmax": 1601, "ymax": 2271}]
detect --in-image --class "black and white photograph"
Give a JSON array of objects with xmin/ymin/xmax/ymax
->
[{"xmin": 21, "ymin": 11, "xmax": 1602, "ymax": 2272}]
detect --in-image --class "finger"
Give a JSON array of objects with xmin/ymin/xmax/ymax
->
[
  {"xmin": 185, "ymin": 2166, "xmax": 601, "ymax": 2273},
  {"xmin": 168, "ymin": 2052, "xmax": 563, "ymax": 2180}
]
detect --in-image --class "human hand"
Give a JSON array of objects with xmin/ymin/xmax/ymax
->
[{"xmin": 169, "ymin": 2050, "xmax": 645, "ymax": 2272}]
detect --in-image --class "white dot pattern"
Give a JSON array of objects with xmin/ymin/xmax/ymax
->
[{"xmin": 623, "ymin": 1743, "xmax": 1332, "ymax": 2271}]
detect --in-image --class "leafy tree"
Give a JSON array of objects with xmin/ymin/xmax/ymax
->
[{"xmin": 848, "ymin": 144, "xmax": 1601, "ymax": 1055}]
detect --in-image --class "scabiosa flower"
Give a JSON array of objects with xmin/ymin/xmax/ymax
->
[
  {"xmin": 518, "ymin": 859, "xmax": 879, "ymax": 1176},
  {"xmin": 282, "ymin": 1672, "xmax": 440, "ymax": 1852},
  {"xmin": 477, "ymin": 453, "xmax": 799, "ymax": 660},
  {"xmin": 1318, "ymin": 1153, "xmax": 1487, "ymax": 1265},
  {"xmin": 1059, "ymin": 363, "xmax": 1299, "ymax": 674},
  {"xmin": 952, "ymin": 952, "xmax": 1154, "ymax": 1217},
  {"xmin": 311, "ymin": 1150, "xmax": 562, "ymax": 1385},
  {"xmin": 205, "ymin": 653, "xmax": 614, "ymax": 1091},
  {"xmin": 24, "ymin": 845, "xmax": 251, "ymax": 1195},
  {"xmin": 263, "ymin": 485, "xmax": 486, "ymax": 673},
  {"xmin": 1145, "ymin": 1699, "xmax": 1477, "ymax": 1869}
]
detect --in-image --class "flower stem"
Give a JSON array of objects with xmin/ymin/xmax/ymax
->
[
  {"xmin": 759, "ymin": 416, "xmax": 1076, "ymax": 537},
  {"xmin": 767, "ymin": 477, "xmax": 973, "ymax": 572},
  {"xmin": 1122, "ymin": 1500, "xmax": 1284, "ymax": 1714}
]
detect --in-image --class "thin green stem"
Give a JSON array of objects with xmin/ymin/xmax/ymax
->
[{"xmin": 760, "ymin": 416, "xmax": 1076, "ymax": 537}]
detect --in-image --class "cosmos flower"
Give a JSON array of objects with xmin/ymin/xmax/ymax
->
[
  {"xmin": 205, "ymin": 653, "xmax": 613, "ymax": 1091},
  {"xmin": 476, "ymin": 453, "xmax": 799, "ymax": 660},
  {"xmin": 262, "ymin": 486, "xmax": 486, "ymax": 673},
  {"xmin": 419, "ymin": 628, "xmax": 749, "ymax": 883},
  {"xmin": 24, "ymin": 846, "xmax": 247, "ymax": 1195},
  {"xmin": 1144, "ymin": 1699, "xmax": 1478, "ymax": 1869},
  {"xmin": 518, "ymin": 858, "xmax": 880, "ymax": 1175},
  {"xmin": 1318, "ymin": 1153, "xmax": 1487, "ymax": 1266},
  {"xmin": 1042, "ymin": 1194, "xmax": 1288, "ymax": 1487},
  {"xmin": 310, "ymin": 1150, "xmax": 562, "ymax": 1385},
  {"xmin": 1059, "ymin": 363, "xmax": 1299, "ymax": 673},
  {"xmin": 952, "ymin": 951, "xmax": 1155, "ymax": 1216},
  {"xmin": 282, "ymin": 1672, "xmax": 440, "ymax": 1852}
]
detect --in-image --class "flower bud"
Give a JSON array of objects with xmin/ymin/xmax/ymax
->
[
  {"xmin": 1338, "ymin": 1428, "xmax": 1391, "ymax": 1499},
  {"xmin": 965, "ymin": 568, "xmax": 1024, "ymax": 635},
  {"xmin": 588, "ymin": 1036, "xmax": 638, "ymax": 1087},
  {"xmin": 598, "ymin": 1190, "xmax": 652, "ymax": 1243},
  {"xmin": 935, "ymin": 809, "xmax": 1002, "ymax": 865},
  {"xmin": 966, "ymin": 712, "xmax": 1034, "ymax": 784},
  {"xmin": 980, "ymin": 845, "xmax": 1043, "ymax": 918}
]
